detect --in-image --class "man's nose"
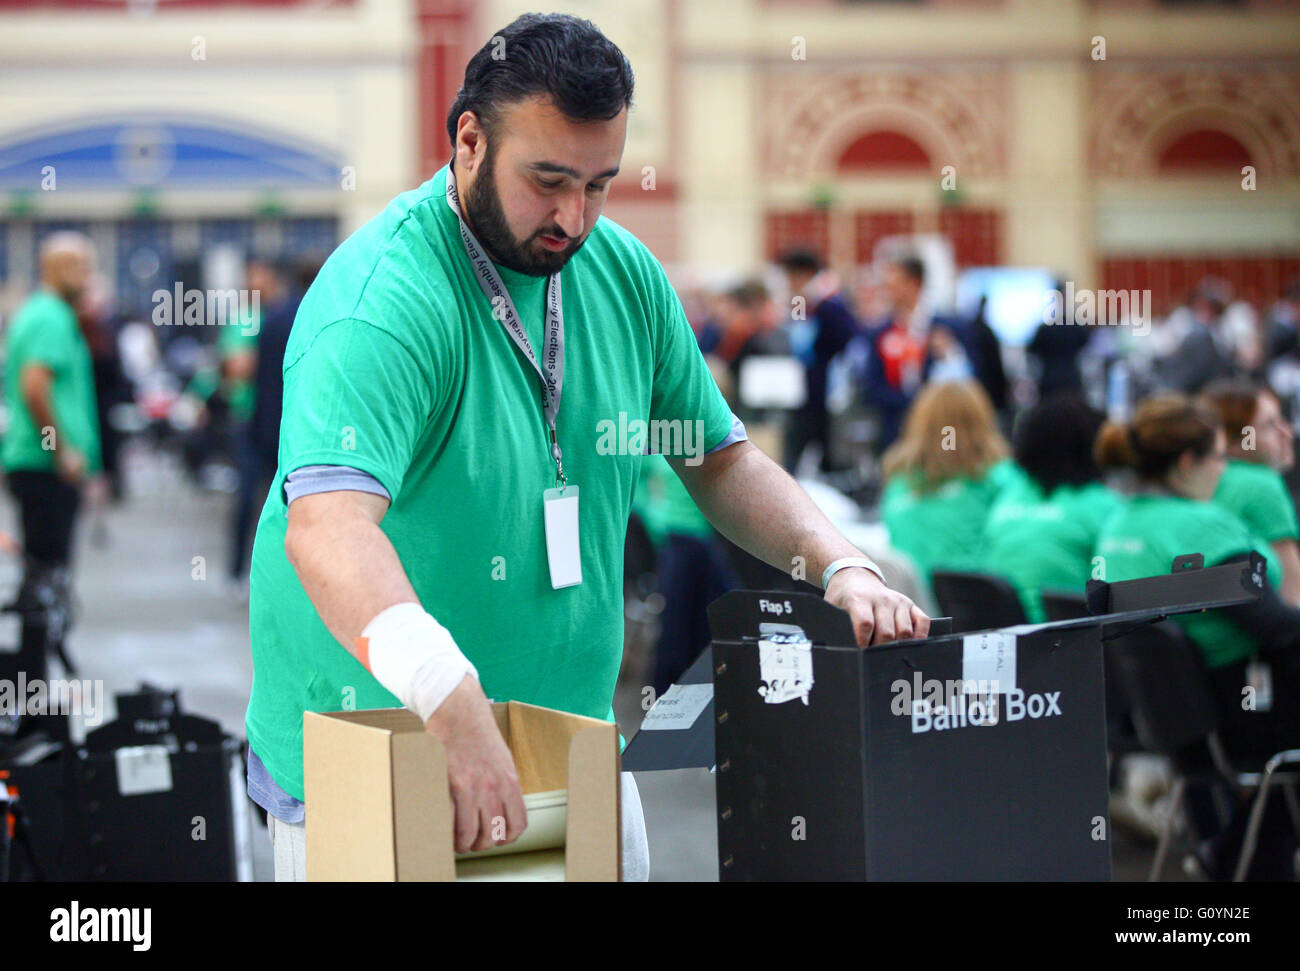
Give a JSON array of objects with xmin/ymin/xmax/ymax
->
[{"xmin": 553, "ymin": 190, "xmax": 585, "ymax": 239}]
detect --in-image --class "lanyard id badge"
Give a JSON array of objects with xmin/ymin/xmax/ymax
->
[
  {"xmin": 446, "ymin": 164, "xmax": 580, "ymax": 589},
  {"xmin": 542, "ymin": 486, "xmax": 582, "ymax": 588}
]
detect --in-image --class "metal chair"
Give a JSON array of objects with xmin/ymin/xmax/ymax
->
[{"xmin": 1107, "ymin": 621, "xmax": 1300, "ymax": 881}]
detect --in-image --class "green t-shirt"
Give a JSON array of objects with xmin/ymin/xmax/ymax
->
[
  {"xmin": 2, "ymin": 290, "xmax": 102, "ymax": 474},
  {"xmin": 984, "ymin": 479, "xmax": 1122, "ymax": 623},
  {"xmin": 632, "ymin": 454, "xmax": 711, "ymax": 546},
  {"xmin": 218, "ymin": 322, "xmax": 258, "ymax": 422},
  {"xmin": 1094, "ymin": 494, "xmax": 1281, "ymax": 669},
  {"xmin": 245, "ymin": 164, "xmax": 735, "ymax": 800},
  {"xmin": 1213, "ymin": 458, "xmax": 1299, "ymax": 545},
  {"xmin": 881, "ymin": 457, "xmax": 1025, "ymax": 583}
]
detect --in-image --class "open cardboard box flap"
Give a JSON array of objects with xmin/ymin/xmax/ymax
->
[{"xmin": 303, "ymin": 702, "xmax": 620, "ymax": 882}]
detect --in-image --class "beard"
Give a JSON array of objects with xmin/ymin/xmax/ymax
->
[{"xmin": 461, "ymin": 142, "xmax": 588, "ymax": 277}]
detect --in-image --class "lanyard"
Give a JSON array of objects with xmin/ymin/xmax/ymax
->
[{"xmin": 445, "ymin": 165, "xmax": 568, "ymax": 488}]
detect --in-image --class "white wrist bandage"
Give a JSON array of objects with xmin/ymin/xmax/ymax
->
[{"xmin": 356, "ymin": 603, "xmax": 477, "ymax": 723}]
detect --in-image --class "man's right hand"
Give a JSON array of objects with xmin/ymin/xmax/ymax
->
[{"xmin": 424, "ymin": 674, "xmax": 527, "ymax": 853}]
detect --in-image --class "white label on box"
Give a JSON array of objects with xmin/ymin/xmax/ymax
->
[
  {"xmin": 115, "ymin": 745, "xmax": 173, "ymax": 796},
  {"xmin": 641, "ymin": 683, "xmax": 713, "ymax": 730},
  {"xmin": 757, "ymin": 636, "xmax": 814, "ymax": 706},
  {"xmin": 962, "ymin": 632, "xmax": 1017, "ymax": 695}
]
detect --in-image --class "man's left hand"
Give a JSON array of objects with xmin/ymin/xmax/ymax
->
[{"xmin": 824, "ymin": 568, "xmax": 930, "ymax": 647}]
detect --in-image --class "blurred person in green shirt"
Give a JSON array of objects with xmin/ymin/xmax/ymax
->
[
  {"xmin": 984, "ymin": 395, "xmax": 1120, "ymax": 622},
  {"xmin": 1093, "ymin": 396, "xmax": 1298, "ymax": 739},
  {"xmin": 2, "ymin": 231, "xmax": 102, "ymax": 581},
  {"xmin": 880, "ymin": 380, "xmax": 1025, "ymax": 594},
  {"xmin": 1199, "ymin": 380, "xmax": 1300, "ymax": 605},
  {"xmin": 1094, "ymin": 394, "xmax": 1300, "ymax": 879}
]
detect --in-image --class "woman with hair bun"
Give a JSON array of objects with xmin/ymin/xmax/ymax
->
[{"xmin": 1093, "ymin": 394, "xmax": 1300, "ymax": 879}]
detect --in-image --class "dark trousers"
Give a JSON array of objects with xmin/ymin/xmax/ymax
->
[
  {"xmin": 651, "ymin": 533, "xmax": 738, "ymax": 696},
  {"xmin": 228, "ymin": 430, "xmax": 277, "ymax": 581},
  {"xmin": 6, "ymin": 470, "xmax": 80, "ymax": 569},
  {"xmin": 784, "ymin": 404, "xmax": 835, "ymax": 474}
]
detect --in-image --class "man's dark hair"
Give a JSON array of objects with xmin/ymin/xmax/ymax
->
[
  {"xmin": 1013, "ymin": 393, "xmax": 1106, "ymax": 494},
  {"xmin": 728, "ymin": 279, "xmax": 770, "ymax": 309},
  {"xmin": 894, "ymin": 254, "xmax": 926, "ymax": 286},
  {"xmin": 446, "ymin": 13, "xmax": 634, "ymax": 147},
  {"xmin": 777, "ymin": 247, "xmax": 822, "ymax": 275}
]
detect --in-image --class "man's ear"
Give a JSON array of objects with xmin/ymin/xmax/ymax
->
[{"xmin": 455, "ymin": 112, "xmax": 487, "ymax": 172}]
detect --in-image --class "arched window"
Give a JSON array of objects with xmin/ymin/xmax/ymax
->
[
  {"xmin": 836, "ymin": 130, "xmax": 932, "ymax": 172},
  {"xmin": 1156, "ymin": 128, "xmax": 1252, "ymax": 173}
]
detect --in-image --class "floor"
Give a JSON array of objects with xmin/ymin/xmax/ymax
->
[{"xmin": 1, "ymin": 439, "xmax": 1189, "ymax": 881}]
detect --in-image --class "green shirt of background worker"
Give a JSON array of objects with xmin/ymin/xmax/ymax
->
[
  {"xmin": 184, "ymin": 309, "xmax": 259, "ymax": 424},
  {"xmin": 1093, "ymin": 395, "xmax": 1293, "ymax": 670},
  {"xmin": 1199, "ymin": 380, "xmax": 1300, "ymax": 606},
  {"xmin": 2, "ymin": 235, "xmax": 102, "ymax": 481},
  {"xmin": 983, "ymin": 395, "xmax": 1122, "ymax": 623}
]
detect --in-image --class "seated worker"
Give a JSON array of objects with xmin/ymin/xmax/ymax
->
[
  {"xmin": 1094, "ymin": 394, "xmax": 1300, "ymax": 880},
  {"xmin": 881, "ymin": 380, "xmax": 1025, "ymax": 592},
  {"xmin": 983, "ymin": 394, "xmax": 1120, "ymax": 623},
  {"xmin": 1199, "ymin": 380, "xmax": 1300, "ymax": 605}
]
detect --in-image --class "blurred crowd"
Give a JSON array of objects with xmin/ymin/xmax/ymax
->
[{"xmin": 630, "ymin": 245, "xmax": 1300, "ymax": 882}]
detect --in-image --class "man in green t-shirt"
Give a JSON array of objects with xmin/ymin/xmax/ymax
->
[
  {"xmin": 2, "ymin": 231, "xmax": 102, "ymax": 579},
  {"xmin": 246, "ymin": 13, "xmax": 928, "ymax": 881}
]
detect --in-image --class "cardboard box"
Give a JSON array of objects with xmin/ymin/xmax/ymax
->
[{"xmin": 303, "ymin": 702, "xmax": 621, "ymax": 881}]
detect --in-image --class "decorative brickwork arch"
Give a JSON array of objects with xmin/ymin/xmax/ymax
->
[
  {"xmin": 760, "ymin": 72, "xmax": 1007, "ymax": 180},
  {"xmin": 1090, "ymin": 70, "xmax": 1300, "ymax": 177}
]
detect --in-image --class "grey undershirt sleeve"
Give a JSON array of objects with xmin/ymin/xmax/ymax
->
[
  {"xmin": 283, "ymin": 464, "xmax": 392, "ymax": 505},
  {"xmin": 707, "ymin": 413, "xmax": 749, "ymax": 454}
]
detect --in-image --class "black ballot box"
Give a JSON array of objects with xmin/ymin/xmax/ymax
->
[
  {"xmin": 1, "ymin": 685, "xmax": 251, "ymax": 881},
  {"xmin": 623, "ymin": 553, "xmax": 1266, "ymax": 881},
  {"xmin": 710, "ymin": 592, "xmax": 1110, "ymax": 880}
]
